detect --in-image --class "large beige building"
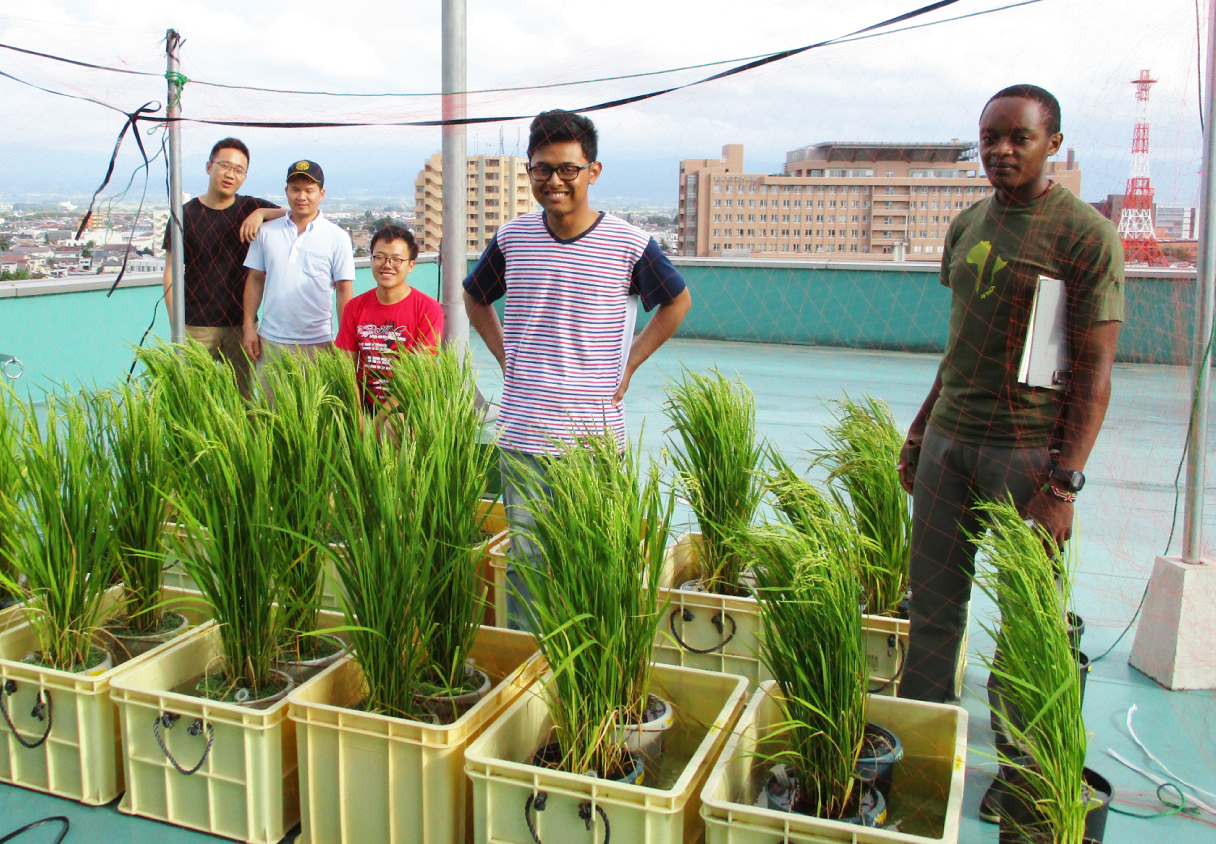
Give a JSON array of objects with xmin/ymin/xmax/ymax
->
[
  {"xmin": 677, "ymin": 142, "xmax": 1082, "ymax": 261},
  {"xmin": 413, "ymin": 153, "xmax": 538, "ymax": 255}
]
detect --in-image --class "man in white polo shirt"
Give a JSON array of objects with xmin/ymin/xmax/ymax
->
[{"xmin": 241, "ymin": 159, "xmax": 355, "ymax": 368}]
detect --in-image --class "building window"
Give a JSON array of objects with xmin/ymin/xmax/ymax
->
[
  {"xmin": 747, "ymin": 229, "xmax": 756, "ymax": 237},
  {"xmin": 793, "ymin": 215, "xmax": 802, "ymax": 222},
  {"xmin": 913, "ymin": 245, "xmax": 923, "ymax": 253},
  {"xmin": 748, "ymin": 214, "xmax": 756, "ymax": 222},
  {"xmin": 713, "ymin": 214, "xmax": 721, "ymax": 222},
  {"xmin": 749, "ymin": 200, "xmax": 756, "ymax": 208},
  {"xmin": 713, "ymin": 200, "xmax": 721, "ymax": 207},
  {"xmin": 713, "ymin": 229, "xmax": 720, "ymax": 236}
]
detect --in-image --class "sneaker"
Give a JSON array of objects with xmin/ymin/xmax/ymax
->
[{"xmin": 978, "ymin": 774, "xmax": 1004, "ymax": 823}]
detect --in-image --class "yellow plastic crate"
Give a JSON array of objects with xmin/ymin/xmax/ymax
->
[
  {"xmin": 289, "ymin": 625, "xmax": 541, "ymax": 844},
  {"xmin": 0, "ymin": 586, "xmax": 209, "ymax": 806},
  {"xmin": 110, "ymin": 602, "xmax": 350, "ymax": 843},
  {"xmin": 654, "ymin": 533, "xmax": 920, "ymax": 695},
  {"xmin": 465, "ymin": 662, "xmax": 750, "ymax": 844},
  {"xmin": 111, "ymin": 624, "xmax": 299, "ymax": 843},
  {"xmin": 700, "ymin": 682, "xmax": 968, "ymax": 843}
]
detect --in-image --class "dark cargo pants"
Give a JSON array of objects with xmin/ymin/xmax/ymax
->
[{"xmin": 899, "ymin": 426, "xmax": 1052, "ymax": 704}]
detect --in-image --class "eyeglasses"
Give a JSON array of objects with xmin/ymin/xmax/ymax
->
[
  {"xmin": 372, "ymin": 254, "xmax": 411, "ymax": 268},
  {"xmin": 210, "ymin": 160, "xmax": 248, "ymax": 177},
  {"xmin": 526, "ymin": 162, "xmax": 594, "ymax": 182}
]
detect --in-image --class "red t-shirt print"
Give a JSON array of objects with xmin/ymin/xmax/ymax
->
[{"xmin": 335, "ymin": 288, "xmax": 444, "ymax": 405}]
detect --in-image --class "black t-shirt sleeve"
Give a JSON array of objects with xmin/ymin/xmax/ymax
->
[
  {"xmin": 462, "ymin": 236, "xmax": 507, "ymax": 305},
  {"xmin": 251, "ymin": 197, "xmax": 280, "ymax": 211},
  {"xmin": 630, "ymin": 238, "xmax": 686, "ymax": 312}
]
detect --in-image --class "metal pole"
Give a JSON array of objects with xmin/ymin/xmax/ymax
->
[
  {"xmin": 1183, "ymin": 1, "xmax": 1216, "ymax": 563},
  {"xmin": 166, "ymin": 29, "xmax": 187, "ymax": 345},
  {"xmin": 440, "ymin": 0, "xmax": 469, "ymax": 350}
]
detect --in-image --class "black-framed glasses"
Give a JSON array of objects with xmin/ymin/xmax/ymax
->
[
  {"xmin": 209, "ymin": 160, "xmax": 248, "ymax": 177},
  {"xmin": 372, "ymin": 254, "xmax": 411, "ymax": 268},
  {"xmin": 526, "ymin": 162, "xmax": 594, "ymax": 182}
]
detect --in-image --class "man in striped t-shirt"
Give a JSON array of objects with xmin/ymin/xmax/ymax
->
[{"xmin": 464, "ymin": 109, "xmax": 691, "ymax": 628}]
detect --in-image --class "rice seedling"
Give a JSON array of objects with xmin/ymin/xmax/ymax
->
[
  {"xmin": 0, "ymin": 389, "xmax": 121, "ymax": 670},
  {"xmin": 380, "ymin": 348, "xmax": 495, "ymax": 690},
  {"xmin": 810, "ymin": 395, "xmax": 911, "ymax": 617},
  {"xmin": 510, "ymin": 430, "xmax": 673, "ymax": 777},
  {"xmin": 744, "ymin": 523, "xmax": 869, "ymax": 820},
  {"xmin": 102, "ymin": 381, "xmax": 174, "ymax": 633},
  {"xmin": 665, "ymin": 368, "xmax": 766, "ymax": 594},
  {"xmin": 973, "ymin": 498, "xmax": 1088, "ymax": 843}
]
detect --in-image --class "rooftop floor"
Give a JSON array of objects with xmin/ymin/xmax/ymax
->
[{"xmin": 2, "ymin": 338, "xmax": 1214, "ymax": 842}]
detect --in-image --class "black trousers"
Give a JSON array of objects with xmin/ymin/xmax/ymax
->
[{"xmin": 899, "ymin": 426, "xmax": 1052, "ymax": 704}]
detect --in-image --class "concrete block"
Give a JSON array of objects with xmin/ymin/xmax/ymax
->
[{"xmin": 1129, "ymin": 555, "xmax": 1216, "ymax": 689}]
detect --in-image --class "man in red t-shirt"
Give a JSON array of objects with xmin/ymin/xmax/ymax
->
[{"xmin": 335, "ymin": 225, "xmax": 443, "ymax": 410}]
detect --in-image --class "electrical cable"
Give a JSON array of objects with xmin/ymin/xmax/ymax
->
[
  {"xmin": 0, "ymin": 1, "xmax": 1041, "ymax": 100},
  {"xmin": 0, "ymin": 816, "xmax": 69, "ymax": 844}
]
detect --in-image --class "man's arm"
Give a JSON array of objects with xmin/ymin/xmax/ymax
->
[
  {"xmin": 464, "ymin": 291, "xmax": 506, "ymax": 372},
  {"xmin": 239, "ymin": 207, "xmax": 288, "ymax": 243},
  {"xmin": 612, "ymin": 287, "xmax": 691, "ymax": 403},
  {"xmin": 1023, "ymin": 319, "xmax": 1120, "ymax": 548},
  {"xmin": 897, "ymin": 362, "xmax": 945, "ymax": 494},
  {"xmin": 161, "ymin": 250, "xmax": 174, "ymax": 315},
  {"xmin": 242, "ymin": 269, "xmax": 266, "ymax": 361},
  {"xmin": 335, "ymin": 280, "xmax": 353, "ymax": 322}
]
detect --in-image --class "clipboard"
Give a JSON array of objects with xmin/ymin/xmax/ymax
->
[{"xmin": 1018, "ymin": 275, "xmax": 1070, "ymax": 392}]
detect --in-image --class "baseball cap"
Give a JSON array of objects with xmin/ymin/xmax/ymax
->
[{"xmin": 286, "ymin": 159, "xmax": 324, "ymax": 187}]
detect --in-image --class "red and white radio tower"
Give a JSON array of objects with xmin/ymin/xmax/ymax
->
[{"xmin": 1117, "ymin": 69, "xmax": 1168, "ymax": 267}]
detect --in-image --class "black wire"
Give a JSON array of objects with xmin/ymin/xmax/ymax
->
[
  {"xmin": 104, "ymin": 130, "xmax": 168, "ymax": 298},
  {"xmin": 0, "ymin": 2, "xmax": 1041, "ymax": 100},
  {"xmin": 0, "ymin": 816, "xmax": 69, "ymax": 844}
]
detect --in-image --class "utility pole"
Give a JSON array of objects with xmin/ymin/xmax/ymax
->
[
  {"xmin": 440, "ymin": 0, "xmax": 469, "ymax": 350},
  {"xmin": 165, "ymin": 29, "xmax": 186, "ymax": 344}
]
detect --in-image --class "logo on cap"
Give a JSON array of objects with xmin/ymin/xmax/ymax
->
[{"xmin": 294, "ymin": 161, "xmax": 310, "ymax": 172}]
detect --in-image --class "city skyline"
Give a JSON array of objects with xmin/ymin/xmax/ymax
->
[{"xmin": 0, "ymin": 1, "xmax": 1202, "ymax": 208}]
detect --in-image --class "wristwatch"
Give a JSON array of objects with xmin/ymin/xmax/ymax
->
[{"xmin": 1048, "ymin": 467, "xmax": 1085, "ymax": 493}]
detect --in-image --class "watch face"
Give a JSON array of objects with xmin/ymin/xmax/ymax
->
[{"xmin": 1051, "ymin": 468, "xmax": 1085, "ymax": 492}]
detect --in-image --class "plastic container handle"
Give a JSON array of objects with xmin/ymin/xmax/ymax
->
[
  {"xmin": 668, "ymin": 608, "xmax": 737, "ymax": 654},
  {"xmin": 153, "ymin": 713, "xmax": 215, "ymax": 775},
  {"xmin": 524, "ymin": 791, "xmax": 611, "ymax": 844},
  {"xmin": 0, "ymin": 680, "xmax": 53, "ymax": 749},
  {"xmin": 868, "ymin": 635, "xmax": 906, "ymax": 694}
]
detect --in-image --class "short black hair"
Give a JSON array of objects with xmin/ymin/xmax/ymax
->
[
  {"xmin": 370, "ymin": 225, "xmax": 418, "ymax": 260},
  {"xmin": 209, "ymin": 137, "xmax": 250, "ymax": 164},
  {"xmin": 986, "ymin": 85, "xmax": 1061, "ymax": 136},
  {"xmin": 527, "ymin": 110, "xmax": 598, "ymax": 163}
]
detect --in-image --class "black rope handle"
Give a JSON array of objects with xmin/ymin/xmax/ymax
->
[
  {"xmin": 668, "ymin": 608, "xmax": 737, "ymax": 655},
  {"xmin": 153, "ymin": 712, "xmax": 215, "ymax": 775},
  {"xmin": 867, "ymin": 634, "xmax": 907, "ymax": 694},
  {"xmin": 524, "ymin": 792, "xmax": 610, "ymax": 844},
  {"xmin": 0, "ymin": 679, "xmax": 53, "ymax": 749}
]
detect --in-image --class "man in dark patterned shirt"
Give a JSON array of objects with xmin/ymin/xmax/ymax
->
[{"xmin": 162, "ymin": 138, "xmax": 284, "ymax": 394}]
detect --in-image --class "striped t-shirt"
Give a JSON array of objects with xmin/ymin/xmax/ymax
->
[{"xmin": 463, "ymin": 211, "xmax": 687, "ymax": 455}]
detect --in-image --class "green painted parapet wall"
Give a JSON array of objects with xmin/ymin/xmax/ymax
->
[{"xmin": 663, "ymin": 258, "xmax": 1198, "ymax": 366}]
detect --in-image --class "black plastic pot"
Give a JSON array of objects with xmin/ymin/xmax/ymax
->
[
  {"xmin": 997, "ymin": 757, "xmax": 1113, "ymax": 843},
  {"xmin": 1067, "ymin": 612, "xmax": 1085, "ymax": 656},
  {"xmin": 855, "ymin": 723, "xmax": 903, "ymax": 800}
]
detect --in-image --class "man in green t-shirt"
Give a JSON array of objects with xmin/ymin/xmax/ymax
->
[{"xmin": 895, "ymin": 84, "xmax": 1124, "ymax": 817}]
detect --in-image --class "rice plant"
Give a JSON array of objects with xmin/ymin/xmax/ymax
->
[
  {"xmin": 510, "ymin": 430, "xmax": 673, "ymax": 777},
  {"xmin": 0, "ymin": 389, "xmax": 121, "ymax": 670},
  {"xmin": 257, "ymin": 352, "xmax": 343, "ymax": 653},
  {"xmin": 381, "ymin": 348, "xmax": 494, "ymax": 690},
  {"xmin": 745, "ymin": 524, "xmax": 869, "ymax": 820},
  {"xmin": 324, "ymin": 422, "xmax": 435, "ymax": 717},
  {"xmin": 767, "ymin": 449, "xmax": 877, "ymax": 583},
  {"xmin": 811, "ymin": 395, "xmax": 911, "ymax": 617},
  {"xmin": 103, "ymin": 381, "xmax": 173, "ymax": 632},
  {"xmin": 665, "ymin": 368, "xmax": 765, "ymax": 594},
  {"xmin": 974, "ymin": 498, "xmax": 1088, "ymax": 843},
  {"xmin": 166, "ymin": 394, "xmax": 301, "ymax": 694},
  {"xmin": 0, "ymin": 384, "xmax": 23, "ymax": 604}
]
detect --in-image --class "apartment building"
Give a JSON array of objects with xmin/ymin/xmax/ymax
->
[
  {"xmin": 413, "ymin": 153, "xmax": 538, "ymax": 255},
  {"xmin": 677, "ymin": 142, "xmax": 1083, "ymax": 262}
]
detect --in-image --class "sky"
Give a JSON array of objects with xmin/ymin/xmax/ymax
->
[{"xmin": 0, "ymin": 0, "xmax": 1205, "ymax": 207}]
